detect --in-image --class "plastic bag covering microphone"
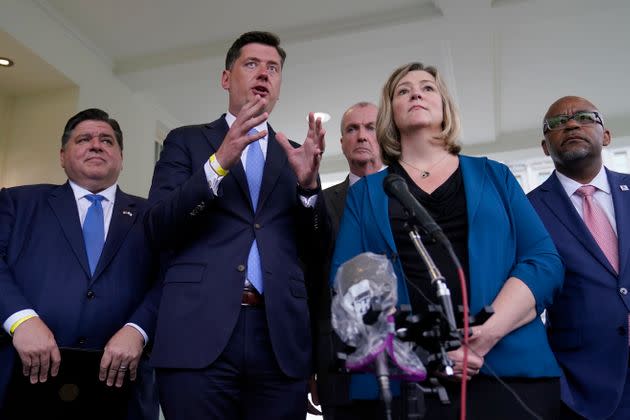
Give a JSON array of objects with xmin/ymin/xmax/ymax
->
[{"xmin": 331, "ymin": 252, "xmax": 426, "ymax": 381}]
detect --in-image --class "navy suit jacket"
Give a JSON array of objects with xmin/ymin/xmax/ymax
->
[
  {"xmin": 0, "ymin": 183, "xmax": 159, "ymax": 417},
  {"xmin": 146, "ymin": 116, "xmax": 324, "ymax": 379},
  {"xmin": 529, "ymin": 169, "xmax": 630, "ymax": 419},
  {"xmin": 324, "ymin": 176, "xmax": 350, "ymax": 238}
]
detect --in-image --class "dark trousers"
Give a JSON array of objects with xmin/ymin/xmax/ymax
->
[{"xmin": 157, "ymin": 306, "xmax": 308, "ymax": 420}]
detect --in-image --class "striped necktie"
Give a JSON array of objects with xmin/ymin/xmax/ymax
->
[{"xmin": 575, "ymin": 185, "xmax": 618, "ymax": 272}]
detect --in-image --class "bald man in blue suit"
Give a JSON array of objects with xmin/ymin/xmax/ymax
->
[{"xmin": 529, "ymin": 96, "xmax": 630, "ymax": 420}]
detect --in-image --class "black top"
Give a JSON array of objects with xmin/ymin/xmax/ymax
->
[{"xmin": 388, "ymin": 161, "xmax": 470, "ymax": 317}]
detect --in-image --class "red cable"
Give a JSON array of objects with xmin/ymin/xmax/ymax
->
[{"xmin": 458, "ymin": 265, "xmax": 469, "ymax": 420}]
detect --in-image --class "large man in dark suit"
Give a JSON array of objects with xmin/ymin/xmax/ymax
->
[
  {"xmin": 0, "ymin": 108, "xmax": 159, "ymax": 419},
  {"xmin": 312, "ymin": 102, "xmax": 384, "ymax": 419},
  {"xmin": 146, "ymin": 31, "xmax": 327, "ymax": 419},
  {"xmin": 528, "ymin": 96, "xmax": 630, "ymax": 420}
]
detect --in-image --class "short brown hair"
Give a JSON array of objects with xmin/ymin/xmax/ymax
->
[
  {"xmin": 225, "ymin": 31, "xmax": 286, "ymax": 70},
  {"xmin": 377, "ymin": 62, "xmax": 461, "ymax": 165}
]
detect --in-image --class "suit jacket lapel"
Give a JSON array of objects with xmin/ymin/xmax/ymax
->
[
  {"xmin": 328, "ymin": 177, "xmax": 349, "ymax": 236},
  {"xmin": 539, "ymin": 172, "xmax": 616, "ymax": 275},
  {"xmin": 608, "ymin": 169, "xmax": 630, "ymax": 279},
  {"xmin": 91, "ymin": 187, "xmax": 137, "ymax": 282},
  {"xmin": 330, "ymin": 177, "xmax": 349, "ymax": 219},
  {"xmin": 257, "ymin": 127, "xmax": 286, "ymax": 212},
  {"xmin": 48, "ymin": 182, "xmax": 91, "ymax": 277}
]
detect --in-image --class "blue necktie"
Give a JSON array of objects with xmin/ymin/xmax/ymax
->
[
  {"xmin": 83, "ymin": 194, "xmax": 105, "ymax": 275},
  {"xmin": 246, "ymin": 129, "xmax": 264, "ymax": 293}
]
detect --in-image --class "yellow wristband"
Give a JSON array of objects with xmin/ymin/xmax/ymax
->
[
  {"xmin": 10, "ymin": 314, "xmax": 37, "ymax": 335},
  {"xmin": 209, "ymin": 154, "xmax": 228, "ymax": 177}
]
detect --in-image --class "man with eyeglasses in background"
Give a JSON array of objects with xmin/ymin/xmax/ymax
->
[{"xmin": 528, "ymin": 96, "xmax": 630, "ymax": 420}]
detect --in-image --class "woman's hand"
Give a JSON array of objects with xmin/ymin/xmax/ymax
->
[{"xmin": 438, "ymin": 341, "xmax": 485, "ymax": 382}]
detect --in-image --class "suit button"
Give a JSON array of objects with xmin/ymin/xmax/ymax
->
[
  {"xmin": 237, "ymin": 265, "xmax": 245, "ymax": 272},
  {"xmin": 254, "ymin": 223, "xmax": 261, "ymax": 229},
  {"xmin": 618, "ymin": 326, "xmax": 627, "ymax": 336},
  {"xmin": 621, "ymin": 287, "xmax": 628, "ymax": 296},
  {"xmin": 78, "ymin": 337, "xmax": 87, "ymax": 345},
  {"xmin": 86, "ymin": 290, "xmax": 95, "ymax": 299}
]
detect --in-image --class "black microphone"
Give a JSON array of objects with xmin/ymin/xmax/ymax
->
[
  {"xmin": 383, "ymin": 173, "xmax": 458, "ymax": 333},
  {"xmin": 383, "ymin": 173, "xmax": 446, "ymax": 243}
]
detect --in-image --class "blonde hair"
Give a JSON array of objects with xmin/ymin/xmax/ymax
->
[{"xmin": 377, "ymin": 62, "xmax": 461, "ymax": 165}]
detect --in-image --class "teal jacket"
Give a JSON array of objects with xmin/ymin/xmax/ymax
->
[{"xmin": 331, "ymin": 155, "xmax": 563, "ymax": 399}]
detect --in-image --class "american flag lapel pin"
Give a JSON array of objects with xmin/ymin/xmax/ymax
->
[
  {"xmin": 122, "ymin": 210, "xmax": 134, "ymax": 217},
  {"xmin": 620, "ymin": 185, "xmax": 629, "ymax": 191}
]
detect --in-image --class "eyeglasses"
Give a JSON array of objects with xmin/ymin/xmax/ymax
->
[{"xmin": 543, "ymin": 111, "xmax": 603, "ymax": 133}]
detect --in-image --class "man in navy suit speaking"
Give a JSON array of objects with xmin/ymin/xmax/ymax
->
[
  {"xmin": 529, "ymin": 96, "xmax": 630, "ymax": 420},
  {"xmin": 146, "ymin": 31, "xmax": 327, "ymax": 419},
  {"xmin": 0, "ymin": 108, "xmax": 159, "ymax": 419}
]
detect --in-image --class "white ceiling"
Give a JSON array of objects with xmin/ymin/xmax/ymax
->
[
  {"xmin": 14, "ymin": 0, "xmax": 630, "ymax": 172},
  {"xmin": 0, "ymin": 29, "xmax": 75, "ymax": 95}
]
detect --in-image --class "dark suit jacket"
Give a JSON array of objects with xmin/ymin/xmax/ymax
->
[
  {"xmin": 313, "ymin": 176, "xmax": 351, "ymax": 408},
  {"xmin": 325, "ymin": 176, "xmax": 350, "ymax": 238},
  {"xmin": 146, "ymin": 116, "xmax": 325, "ymax": 379},
  {"xmin": 528, "ymin": 169, "xmax": 630, "ymax": 420},
  {"xmin": 0, "ymin": 183, "xmax": 159, "ymax": 418}
]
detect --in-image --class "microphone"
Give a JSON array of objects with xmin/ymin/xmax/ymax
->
[
  {"xmin": 383, "ymin": 173, "xmax": 458, "ymax": 333},
  {"xmin": 383, "ymin": 173, "xmax": 446, "ymax": 244},
  {"xmin": 331, "ymin": 253, "xmax": 426, "ymax": 419}
]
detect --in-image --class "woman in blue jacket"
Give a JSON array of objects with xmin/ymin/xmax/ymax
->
[{"xmin": 330, "ymin": 62, "xmax": 563, "ymax": 420}]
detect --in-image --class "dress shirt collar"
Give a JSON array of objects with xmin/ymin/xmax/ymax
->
[
  {"xmin": 555, "ymin": 164, "xmax": 610, "ymax": 197},
  {"xmin": 69, "ymin": 180, "xmax": 117, "ymax": 204},
  {"xmin": 348, "ymin": 172, "xmax": 361, "ymax": 186},
  {"xmin": 349, "ymin": 165, "xmax": 387, "ymax": 186},
  {"xmin": 225, "ymin": 112, "xmax": 268, "ymax": 135}
]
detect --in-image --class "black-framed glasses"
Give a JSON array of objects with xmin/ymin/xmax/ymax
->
[{"xmin": 543, "ymin": 111, "xmax": 603, "ymax": 133}]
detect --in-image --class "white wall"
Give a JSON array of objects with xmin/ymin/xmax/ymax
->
[
  {"xmin": 0, "ymin": 94, "xmax": 13, "ymax": 186},
  {"xmin": 1, "ymin": 87, "xmax": 78, "ymax": 187},
  {"xmin": 0, "ymin": 0, "xmax": 179, "ymax": 196}
]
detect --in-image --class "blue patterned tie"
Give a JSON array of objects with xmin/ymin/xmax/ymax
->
[
  {"xmin": 246, "ymin": 129, "xmax": 264, "ymax": 293},
  {"xmin": 83, "ymin": 194, "xmax": 105, "ymax": 275}
]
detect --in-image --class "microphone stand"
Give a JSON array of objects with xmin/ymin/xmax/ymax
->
[
  {"xmin": 407, "ymin": 226, "xmax": 458, "ymax": 376},
  {"xmin": 395, "ymin": 224, "xmax": 461, "ymax": 420}
]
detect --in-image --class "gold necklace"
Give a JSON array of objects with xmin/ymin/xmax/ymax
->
[{"xmin": 400, "ymin": 154, "xmax": 450, "ymax": 179}]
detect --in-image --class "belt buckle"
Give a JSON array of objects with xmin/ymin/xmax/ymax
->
[{"xmin": 241, "ymin": 287, "xmax": 263, "ymax": 307}]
